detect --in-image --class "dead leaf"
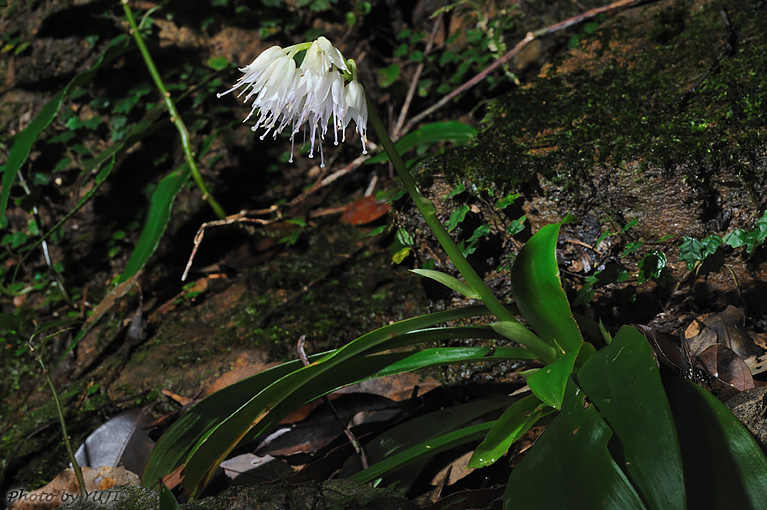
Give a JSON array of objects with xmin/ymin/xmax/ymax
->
[
  {"xmin": 219, "ymin": 453, "xmax": 293, "ymax": 483},
  {"xmin": 695, "ymin": 344, "xmax": 755, "ymax": 392},
  {"xmin": 340, "ymin": 196, "xmax": 390, "ymax": 225},
  {"xmin": 74, "ymin": 408, "xmax": 155, "ymax": 477}
]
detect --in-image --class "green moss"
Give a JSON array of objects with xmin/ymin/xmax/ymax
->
[{"xmin": 431, "ymin": 0, "xmax": 767, "ymax": 194}]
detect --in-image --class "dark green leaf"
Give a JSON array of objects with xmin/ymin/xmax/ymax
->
[
  {"xmin": 117, "ymin": 164, "xmax": 191, "ymax": 282},
  {"xmin": 578, "ymin": 326, "xmax": 685, "ymax": 510},
  {"xmin": 637, "ymin": 250, "xmax": 668, "ymax": 284},
  {"xmin": 504, "ymin": 379, "xmax": 646, "ymax": 509},
  {"xmin": 446, "ymin": 204, "xmax": 470, "ymax": 232},
  {"xmin": 149, "ymin": 307, "xmax": 489, "ymax": 495},
  {"xmin": 0, "ymin": 35, "xmax": 130, "ymax": 219},
  {"xmin": 159, "ymin": 484, "xmax": 179, "ymax": 510},
  {"xmin": 665, "ymin": 378, "xmax": 767, "ymax": 509},
  {"xmin": 679, "ymin": 237, "xmax": 705, "ymax": 271},
  {"xmin": 469, "ymin": 395, "xmax": 548, "ymax": 468},
  {"xmin": 348, "ymin": 422, "xmax": 495, "ymax": 485},
  {"xmin": 366, "ymin": 121, "xmax": 477, "ymax": 165}
]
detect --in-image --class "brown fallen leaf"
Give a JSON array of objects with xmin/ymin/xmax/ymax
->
[
  {"xmin": 695, "ymin": 344, "xmax": 755, "ymax": 392},
  {"xmin": 340, "ymin": 195, "xmax": 390, "ymax": 225}
]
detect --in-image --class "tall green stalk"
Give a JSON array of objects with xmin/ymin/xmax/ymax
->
[
  {"xmin": 120, "ymin": 0, "xmax": 226, "ymax": 219},
  {"xmin": 367, "ymin": 99, "xmax": 555, "ymax": 363}
]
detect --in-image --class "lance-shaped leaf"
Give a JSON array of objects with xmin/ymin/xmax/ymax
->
[
  {"xmin": 468, "ymin": 394, "xmax": 550, "ymax": 468},
  {"xmin": 510, "ymin": 217, "xmax": 582, "ymax": 354},
  {"xmin": 1, "ymin": 35, "xmax": 130, "ymax": 218},
  {"xmin": 410, "ymin": 268, "xmax": 480, "ymax": 299}
]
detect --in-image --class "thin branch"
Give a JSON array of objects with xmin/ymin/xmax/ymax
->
[
  {"xmin": 296, "ymin": 335, "xmax": 369, "ymax": 469},
  {"xmin": 392, "ymin": 16, "xmax": 442, "ymax": 139},
  {"xmin": 405, "ymin": 0, "xmax": 650, "ymax": 131}
]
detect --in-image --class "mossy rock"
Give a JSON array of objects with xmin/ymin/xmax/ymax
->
[{"xmin": 403, "ymin": 0, "xmax": 767, "ymax": 324}]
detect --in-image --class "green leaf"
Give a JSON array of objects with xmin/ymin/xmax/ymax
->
[
  {"xmin": 506, "ymin": 215, "xmax": 526, "ymax": 236},
  {"xmin": 159, "ymin": 484, "xmax": 179, "ymax": 510},
  {"xmin": 410, "ymin": 268, "xmax": 480, "ymax": 299},
  {"xmin": 578, "ymin": 326, "xmax": 685, "ymax": 510},
  {"xmin": 207, "ymin": 56, "xmax": 229, "ymax": 71},
  {"xmin": 342, "ymin": 396, "xmax": 513, "ymax": 483},
  {"xmin": 637, "ymin": 250, "xmax": 667, "ymax": 284},
  {"xmin": 117, "ymin": 164, "xmax": 191, "ymax": 282},
  {"xmin": 0, "ymin": 34, "xmax": 130, "ymax": 219},
  {"xmin": 525, "ymin": 347, "xmax": 579, "ymax": 410},
  {"xmin": 468, "ymin": 395, "xmax": 549, "ymax": 468},
  {"xmin": 366, "ymin": 121, "xmax": 477, "ymax": 165},
  {"xmin": 679, "ymin": 236, "xmax": 705, "ymax": 271},
  {"xmin": 371, "ymin": 346, "xmax": 536, "ymax": 378},
  {"xmin": 495, "ymin": 192, "xmax": 520, "ymax": 210},
  {"xmin": 510, "ymin": 218, "xmax": 582, "ymax": 354},
  {"xmin": 491, "ymin": 321, "xmax": 555, "ymax": 362},
  {"xmin": 504, "ymin": 379, "xmax": 646, "ymax": 509},
  {"xmin": 446, "ymin": 204, "xmax": 470, "ymax": 232},
  {"xmin": 348, "ymin": 422, "xmax": 494, "ymax": 485},
  {"xmin": 378, "ymin": 63, "xmax": 400, "ymax": 88},
  {"xmin": 665, "ymin": 377, "xmax": 767, "ymax": 509}
]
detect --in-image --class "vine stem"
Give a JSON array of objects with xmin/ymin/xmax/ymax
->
[
  {"xmin": 120, "ymin": 0, "xmax": 226, "ymax": 219},
  {"xmin": 367, "ymin": 98, "xmax": 555, "ymax": 362}
]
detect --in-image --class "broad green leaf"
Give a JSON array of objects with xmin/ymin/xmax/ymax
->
[
  {"xmin": 468, "ymin": 395, "xmax": 549, "ymax": 468},
  {"xmin": 117, "ymin": 163, "xmax": 191, "ymax": 282},
  {"xmin": 504, "ymin": 379, "xmax": 646, "ymax": 510},
  {"xmin": 348, "ymin": 422, "xmax": 494, "ymax": 485},
  {"xmin": 0, "ymin": 35, "xmax": 130, "ymax": 219},
  {"xmin": 491, "ymin": 321, "xmax": 557, "ymax": 363},
  {"xmin": 176, "ymin": 306, "xmax": 491, "ymax": 497},
  {"xmin": 577, "ymin": 326, "xmax": 685, "ymax": 510},
  {"xmin": 510, "ymin": 218, "xmax": 582, "ymax": 354},
  {"xmin": 525, "ymin": 347, "xmax": 579, "ymax": 409},
  {"xmin": 665, "ymin": 377, "xmax": 767, "ymax": 509},
  {"xmin": 366, "ymin": 121, "xmax": 477, "ymax": 165},
  {"xmin": 410, "ymin": 268, "xmax": 480, "ymax": 299}
]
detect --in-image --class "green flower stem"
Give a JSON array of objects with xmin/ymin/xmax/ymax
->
[
  {"xmin": 367, "ymin": 98, "xmax": 554, "ymax": 363},
  {"xmin": 121, "ymin": 0, "xmax": 226, "ymax": 219},
  {"xmin": 27, "ymin": 340, "xmax": 86, "ymax": 497}
]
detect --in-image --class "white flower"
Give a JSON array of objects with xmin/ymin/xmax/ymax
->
[
  {"xmin": 343, "ymin": 81, "xmax": 368, "ymax": 154},
  {"xmin": 218, "ymin": 38, "xmax": 368, "ymax": 167},
  {"xmin": 301, "ymin": 36, "xmax": 348, "ymax": 75}
]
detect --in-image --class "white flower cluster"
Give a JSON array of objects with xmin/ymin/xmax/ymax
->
[{"xmin": 218, "ymin": 37, "xmax": 368, "ymax": 167}]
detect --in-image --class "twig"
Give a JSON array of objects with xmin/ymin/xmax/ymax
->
[
  {"xmin": 296, "ymin": 335, "xmax": 369, "ymax": 469},
  {"xmin": 392, "ymin": 16, "xmax": 442, "ymax": 139},
  {"xmin": 181, "ymin": 213, "xmax": 269, "ymax": 280},
  {"xmin": 405, "ymin": 0, "xmax": 650, "ymax": 131}
]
